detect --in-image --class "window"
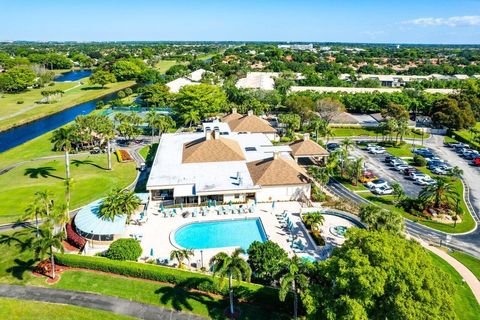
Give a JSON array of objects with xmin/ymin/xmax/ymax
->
[
  {"xmin": 234, "ymin": 194, "xmax": 240, "ymax": 199},
  {"xmin": 245, "ymin": 147, "xmax": 257, "ymax": 152}
]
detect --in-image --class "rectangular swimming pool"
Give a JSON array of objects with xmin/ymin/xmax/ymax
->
[{"xmin": 173, "ymin": 218, "xmax": 267, "ymax": 250}]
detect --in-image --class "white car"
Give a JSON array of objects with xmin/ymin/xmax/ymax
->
[
  {"xmin": 394, "ymin": 164, "xmax": 410, "ymax": 171},
  {"xmin": 410, "ymin": 172, "xmax": 427, "ymax": 181},
  {"xmin": 416, "ymin": 177, "xmax": 436, "ymax": 186},
  {"xmin": 372, "ymin": 185, "xmax": 394, "ymax": 195},
  {"xmin": 367, "ymin": 179, "xmax": 389, "ymax": 189},
  {"xmin": 431, "ymin": 166, "xmax": 452, "ymax": 175},
  {"xmin": 370, "ymin": 147, "xmax": 386, "ymax": 154},
  {"xmin": 366, "ymin": 144, "xmax": 379, "ymax": 151}
]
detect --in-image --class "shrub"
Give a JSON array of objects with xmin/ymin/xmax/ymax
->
[
  {"xmin": 124, "ymin": 87, "xmax": 133, "ymax": 95},
  {"xmin": 16, "ymin": 100, "xmax": 24, "ymax": 104},
  {"xmin": 54, "ymin": 254, "xmax": 292, "ymax": 312},
  {"xmin": 413, "ymin": 154, "xmax": 427, "ymax": 167},
  {"xmin": 311, "ymin": 184, "xmax": 327, "ymax": 202},
  {"xmin": 66, "ymin": 223, "xmax": 86, "ymax": 249},
  {"xmin": 117, "ymin": 90, "xmax": 126, "ymax": 98},
  {"xmin": 96, "ymin": 100, "xmax": 105, "ymax": 109},
  {"xmin": 105, "ymin": 238, "xmax": 142, "ymax": 261}
]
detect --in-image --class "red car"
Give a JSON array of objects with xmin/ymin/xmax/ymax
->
[{"xmin": 472, "ymin": 158, "xmax": 480, "ymax": 166}]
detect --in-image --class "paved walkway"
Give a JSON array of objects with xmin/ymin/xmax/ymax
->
[
  {"xmin": 415, "ymin": 240, "xmax": 480, "ymax": 304},
  {"xmin": 0, "ymin": 285, "xmax": 205, "ymax": 320}
]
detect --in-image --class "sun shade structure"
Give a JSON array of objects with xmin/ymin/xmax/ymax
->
[
  {"xmin": 247, "ymin": 153, "xmax": 309, "ymax": 186},
  {"xmin": 289, "ymin": 133, "xmax": 329, "ymax": 158},
  {"xmin": 74, "ymin": 199, "xmax": 127, "ymax": 241},
  {"xmin": 182, "ymin": 132, "xmax": 245, "ymax": 163}
]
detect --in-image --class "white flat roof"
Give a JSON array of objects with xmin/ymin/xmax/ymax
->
[{"xmin": 147, "ymin": 132, "xmax": 285, "ymax": 195}]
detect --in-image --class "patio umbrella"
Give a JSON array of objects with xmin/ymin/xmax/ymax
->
[
  {"xmin": 173, "ymin": 208, "xmax": 177, "ymax": 215},
  {"xmin": 272, "ymin": 201, "xmax": 276, "ymax": 209},
  {"xmin": 150, "ymin": 248, "xmax": 154, "ymax": 257},
  {"xmin": 207, "ymin": 199, "xmax": 211, "ymax": 208},
  {"xmin": 229, "ymin": 200, "xmax": 232, "ymax": 206},
  {"xmin": 213, "ymin": 200, "xmax": 217, "ymax": 207},
  {"xmin": 254, "ymin": 199, "xmax": 257, "ymax": 205},
  {"xmin": 160, "ymin": 203, "xmax": 164, "ymax": 213},
  {"xmin": 180, "ymin": 203, "xmax": 183, "ymax": 210}
]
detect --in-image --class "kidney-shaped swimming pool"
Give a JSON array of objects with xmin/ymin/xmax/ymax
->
[{"xmin": 173, "ymin": 218, "xmax": 267, "ymax": 250}]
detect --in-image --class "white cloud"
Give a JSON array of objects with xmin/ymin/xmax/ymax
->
[{"xmin": 403, "ymin": 16, "xmax": 480, "ymax": 27}]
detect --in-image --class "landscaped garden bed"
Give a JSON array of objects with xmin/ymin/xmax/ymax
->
[{"xmin": 116, "ymin": 149, "xmax": 133, "ymax": 162}]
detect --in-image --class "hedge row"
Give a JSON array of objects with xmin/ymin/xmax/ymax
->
[{"xmin": 55, "ymin": 254, "xmax": 291, "ymax": 312}]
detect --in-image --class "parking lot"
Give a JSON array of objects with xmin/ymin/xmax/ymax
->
[{"xmin": 352, "ymin": 147, "xmax": 424, "ymax": 198}]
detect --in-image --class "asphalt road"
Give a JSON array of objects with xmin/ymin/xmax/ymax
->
[{"xmin": 0, "ymin": 284, "xmax": 205, "ymax": 320}]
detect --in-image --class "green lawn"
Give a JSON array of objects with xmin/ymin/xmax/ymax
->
[
  {"xmin": 331, "ymin": 127, "xmax": 427, "ymax": 139},
  {"xmin": 452, "ymin": 122, "xmax": 480, "ymax": 149},
  {"xmin": 155, "ymin": 60, "xmax": 187, "ymax": 73},
  {"xmin": 449, "ymin": 251, "xmax": 480, "ymax": 281},
  {"xmin": 385, "ymin": 143, "xmax": 415, "ymax": 158},
  {"xmin": 0, "ymin": 154, "xmax": 136, "ymax": 224},
  {"xmin": 428, "ymin": 252, "xmax": 480, "ymax": 320},
  {"xmin": 0, "ymin": 79, "xmax": 135, "ymax": 131},
  {"xmin": 139, "ymin": 143, "xmax": 158, "ymax": 165},
  {"xmin": 333, "ymin": 175, "xmax": 368, "ymax": 191},
  {"xmin": 0, "ymin": 297, "xmax": 136, "ymax": 320}
]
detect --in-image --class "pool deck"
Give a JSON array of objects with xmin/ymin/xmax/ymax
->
[{"xmin": 119, "ymin": 201, "xmax": 359, "ymax": 267}]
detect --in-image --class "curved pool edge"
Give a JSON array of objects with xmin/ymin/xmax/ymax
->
[{"xmin": 169, "ymin": 217, "xmax": 268, "ymax": 250}]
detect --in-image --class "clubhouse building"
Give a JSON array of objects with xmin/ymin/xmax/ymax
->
[{"xmin": 146, "ymin": 111, "xmax": 328, "ymax": 205}]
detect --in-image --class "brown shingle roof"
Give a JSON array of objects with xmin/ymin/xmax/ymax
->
[
  {"xmin": 221, "ymin": 112, "xmax": 243, "ymax": 123},
  {"xmin": 182, "ymin": 137, "xmax": 245, "ymax": 163},
  {"xmin": 289, "ymin": 139, "xmax": 329, "ymax": 157},
  {"xmin": 247, "ymin": 157, "xmax": 309, "ymax": 186},
  {"xmin": 227, "ymin": 115, "xmax": 277, "ymax": 133}
]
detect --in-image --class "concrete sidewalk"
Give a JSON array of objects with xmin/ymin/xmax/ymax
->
[
  {"xmin": 416, "ymin": 240, "xmax": 480, "ymax": 304},
  {"xmin": 0, "ymin": 285, "xmax": 205, "ymax": 320}
]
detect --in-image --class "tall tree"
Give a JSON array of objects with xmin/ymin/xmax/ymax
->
[
  {"xmin": 359, "ymin": 205, "xmax": 405, "ymax": 235},
  {"xmin": 51, "ymin": 127, "xmax": 74, "ymax": 180},
  {"xmin": 210, "ymin": 248, "xmax": 252, "ymax": 317},
  {"xmin": 169, "ymin": 249, "xmax": 194, "ymax": 269},
  {"xmin": 315, "ymin": 98, "xmax": 345, "ymax": 126},
  {"xmin": 279, "ymin": 256, "xmax": 313, "ymax": 319},
  {"xmin": 419, "ymin": 177, "xmax": 457, "ymax": 209},
  {"xmin": 247, "ymin": 241, "xmax": 288, "ymax": 285},
  {"xmin": 32, "ymin": 222, "xmax": 65, "ymax": 279}
]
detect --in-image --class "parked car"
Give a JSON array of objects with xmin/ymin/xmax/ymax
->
[
  {"xmin": 403, "ymin": 167, "xmax": 416, "ymax": 176},
  {"xmin": 394, "ymin": 164, "xmax": 410, "ymax": 171},
  {"xmin": 384, "ymin": 155, "xmax": 395, "ymax": 163},
  {"xmin": 391, "ymin": 159, "xmax": 406, "ymax": 167},
  {"xmin": 366, "ymin": 143, "xmax": 379, "ymax": 151},
  {"xmin": 90, "ymin": 147, "xmax": 101, "ymax": 154},
  {"xmin": 431, "ymin": 165, "xmax": 452, "ymax": 175},
  {"xmin": 372, "ymin": 185, "xmax": 394, "ymax": 195},
  {"xmin": 472, "ymin": 158, "xmax": 480, "ymax": 166},
  {"xmin": 327, "ymin": 143, "xmax": 340, "ymax": 152},
  {"xmin": 410, "ymin": 171, "xmax": 427, "ymax": 181},
  {"xmin": 367, "ymin": 179, "xmax": 388, "ymax": 189},
  {"xmin": 416, "ymin": 177, "xmax": 436, "ymax": 186},
  {"xmin": 370, "ymin": 147, "xmax": 386, "ymax": 154},
  {"xmin": 359, "ymin": 171, "xmax": 378, "ymax": 183}
]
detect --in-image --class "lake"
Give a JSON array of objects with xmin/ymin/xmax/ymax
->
[
  {"xmin": 0, "ymin": 92, "xmax": 115, "ymax": 153},
  {"xmin": 55, "ymin": 70, "xmax": 92, "ymax": 82}
]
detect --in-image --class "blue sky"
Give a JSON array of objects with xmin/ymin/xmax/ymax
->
[{"xmin": 1, "ymin": 0, "xmax": 480, "ymax": 44}]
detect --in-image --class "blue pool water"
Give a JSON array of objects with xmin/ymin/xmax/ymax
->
[
  {"xmin": 55, "ymin": 70, "xmax": 92, "ymax": 82},
  {"xmin": 174, "ymin": 218, "xmax": 267, "ymax": 250}
]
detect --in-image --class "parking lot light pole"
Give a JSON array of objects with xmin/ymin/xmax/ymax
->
[{"xmin": 200, "ymin": 250, "xmax": 204, "ymax": 269}]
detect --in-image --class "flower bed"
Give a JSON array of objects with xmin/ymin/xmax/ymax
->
[
  {"xmin": 66, "ymin": 222, "xmax": 86, "ymax": 249},
  {"xmin": 116, "ymin": 149, "xmax": 133, "ymax": 162}
]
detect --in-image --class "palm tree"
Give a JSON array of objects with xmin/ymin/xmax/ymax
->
[
  {"xmin": 351, "ymin": 157, "xmax": 363, "ymax": 185},
  {"xmin": 32, "ymin": 222, "xmax": 65, "ymax": 279},
  {"xmin": 279, "ymin": 256, "xmax": 310, "ymax": 319},
  {"xmin": 51, "ymin": 127, "xmax": 74, "ymax": 180},
  {"xmin": 341, "ymin": 137, "xmax": 354, "ymax": 153},
  {"xmin": 97, "ymin": 119, "xmax": 115, "ymax": 170},
  {"xmin": 449, "ymin": 166, "xmax": 463, "ymax": 179},
  {"xmin": 391, "ymin": 182, "xmax": 405, "ymax": 203},
  {"xmin": 35, "ymin": 190, "xmax": 54, "ymax": 217},
  {"xmin": 99, "ymin": 188, "xmax": 141, "ymax": 221},
  {"xmin": 169, "ymin": 249, "xmax": 194, "ymax": 268},
  {"xmin": 182, "ymin": 109, "xmax": 201, "ymax": 128},
  {"xmin": 24, "ymin": 201, "xmax": 43, "ymax": 238},
  {"xmin": 145, "ymin": 110, "xmax": 160, "ymax": 144},
  {"xmin": 419, "ymin": 177, "xmax": 457, "ymax": 209},
  {"xmin": 396, "ymin": 118, "xmax": 409, "ymax": 142},
  {"xmin": 210, "ymin": 248, "xmax": 252, "ymax": 317},
  {"xmin": 302, "ymin": 212, "xmax": 325, "ymax": 231},
  {"xmin": 307, "ymin": 166, "xmax": 329, "ymax": 185}
]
